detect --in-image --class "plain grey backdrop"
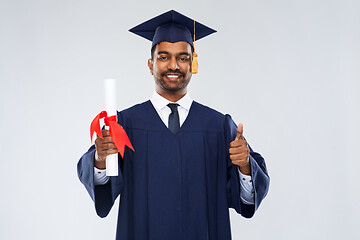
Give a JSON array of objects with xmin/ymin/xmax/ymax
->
[{"xmin": 1, "ymin": 0, "xmax": 359, "ymax": 239}]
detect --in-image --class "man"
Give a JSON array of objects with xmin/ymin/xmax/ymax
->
[{"xmin": 78, "ymin": 10, "xmax": 269, "ymax": 240}]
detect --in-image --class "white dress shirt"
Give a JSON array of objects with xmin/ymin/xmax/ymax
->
[
  {"xmin": 94, "ymin": 91, "xmax": 254, "ymax": 204},
  {"xmin": 150, "ymin": 90, "xmax": 192, "ymax": 127}
]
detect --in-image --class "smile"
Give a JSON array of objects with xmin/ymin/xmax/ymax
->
[{"xmin": 165, "ymin": 74, "xmax": 181, "ymax": 80}]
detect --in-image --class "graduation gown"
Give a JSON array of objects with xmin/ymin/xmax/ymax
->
[{"xmin": 78, "ymin": 100, "xmax": 269, "ymax": 240}]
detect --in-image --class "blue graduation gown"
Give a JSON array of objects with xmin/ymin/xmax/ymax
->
[{"xmin": 78, "ymin": 100, "xmax": 269, "ymax": 240}]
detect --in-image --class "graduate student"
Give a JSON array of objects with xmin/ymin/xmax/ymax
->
[{"xmin": 78, "ymin": 10, "xmax": 270, "ymax": 240}]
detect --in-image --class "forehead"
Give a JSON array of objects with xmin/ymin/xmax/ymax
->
[{"xmin": 155, "ymin": 41, "xmax": 192, "ymax": 54}]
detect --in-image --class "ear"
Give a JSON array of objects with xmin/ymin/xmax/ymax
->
[{"xmin": 148, "ymin": 59, "xmax": 153, "ymax": 75}]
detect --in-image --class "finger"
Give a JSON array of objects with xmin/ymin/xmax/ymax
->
[
  {"xmin": 98, "ymin": 149, "xmax": 119, "ymax": 159},
  {"xmin": 235, "ymin": 123, "xmax": 244, "ymax": 140},
  {"xmin": 96, "ymin": 142, "xmax": 117, "ymax": 152},
  {"xmin": 104, "ymin": 149, "xmax": 119, "ymax": 155},
  {"xmin": 100, "ymin": 136, "xmax": 114, "ymax": 144},
  {"xmin": 229, "ymin": 139, "xmax": 247, "ymax": 148},
  {"xmin": 229, "ymin": 145, "xmax": 249, "ymax": 155},
  {"xmin": 101, "ymin": 129, "xmax": 111, "ymax": 137},
  {"xmin": 100, "ymin": 142, "xmax": 117, "ymax": 151},
  {"xmin": 96, "ymin": 133, "xmax": 109, "ymax": 141},
  {"xmin": 95, "ymin": 136, "xmax": 114, "ymax": 145},
  {"xmin": 231, "ymin": 159, "xmax": 247, "ymax": 165},
  {"xmin": 231, "ymin": 154, "xmax": 250, "ymax": 162},
  {"xmin": 229, "ymin": 147, "xmax": 245, "ymax": 155},
  {"xmin": 230, "ymin": 153, "xmax": 248, "ymax": 161},
  {"xmin": 231, "ymin": 159, "xmax": 249, "ymax": 167}
]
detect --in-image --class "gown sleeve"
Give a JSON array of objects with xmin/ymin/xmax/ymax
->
[
  {"xmin": 224, "ymin": 114, "xmax": 270, "ymax": 218},
  {"xmin": 77, "ymin": 145, "xmax": 124, "ymax": 218}
]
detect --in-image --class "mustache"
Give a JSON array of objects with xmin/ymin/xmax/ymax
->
[{"xmin": 161, "ymin": 70, "xmax": 185, "ymax": 77}]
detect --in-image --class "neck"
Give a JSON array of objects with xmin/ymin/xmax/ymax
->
[{"xmin": 156, "ymin": 89, "xmax": 186, "ymax": 102}]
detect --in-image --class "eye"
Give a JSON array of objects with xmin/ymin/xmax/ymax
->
[
  {"xmin": 179, "ymin": 57, "xmax": 190, "ymax": 62},
  {"xmin": 158, "ymin": 56, "xmax": 168, "ymax": 61}
]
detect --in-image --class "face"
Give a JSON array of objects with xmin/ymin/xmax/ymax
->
[{"xmin": 148, "ymin": 41, "xmax": 192, "ymax": 97}]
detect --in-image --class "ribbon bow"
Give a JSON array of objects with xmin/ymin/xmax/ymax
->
[{"xmin": 90, "ymin": 111, "xmax": 134, "ymax": 158}]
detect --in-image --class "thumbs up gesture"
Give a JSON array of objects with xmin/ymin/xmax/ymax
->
[{"xmin": 229, "ymin": 123, "xmax": 251, "ymax": 175}]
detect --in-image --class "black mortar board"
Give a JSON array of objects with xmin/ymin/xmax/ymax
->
[{"xmin": 129, "ymin": 10, "xmax": 216, "ymax": 48}]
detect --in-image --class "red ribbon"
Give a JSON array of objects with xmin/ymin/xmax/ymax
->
[{"xmin": 90, "ymin": 111, "xmax": 134, "ymax": 158}]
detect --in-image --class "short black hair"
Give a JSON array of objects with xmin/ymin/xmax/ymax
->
[
  {"xmin": 151, "ymin": 43, "xmax": 194, "ymax": 59},
  {"xmin": 151, "ymin": 45, "xmax": 157, "ymax": 60}
]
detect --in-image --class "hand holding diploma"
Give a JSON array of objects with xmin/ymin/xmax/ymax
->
[
  {"xmin": 94, "ymin": 129, "xmax": 118, "ymax": 169},
  {"xmin": 93, "ymin": 128, "xmax": 131, "ymax": 171},
  {"xmin": 229, "ymin": 123, "xmax": 251, "ymax": 175}
]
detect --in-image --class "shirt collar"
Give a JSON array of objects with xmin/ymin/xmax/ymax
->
[{"xmin": 150, "ymin": 91, "xmax": 193, "ymax": 111}]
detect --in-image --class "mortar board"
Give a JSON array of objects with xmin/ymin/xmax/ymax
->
[{"xmin": 129, "ymin": 10, "xmax": 216, "ymax": 48}]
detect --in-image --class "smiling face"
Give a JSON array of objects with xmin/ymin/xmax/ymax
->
[{"xmin": 148, "ymin": 41, "xmax": 193, "ymax": 101}]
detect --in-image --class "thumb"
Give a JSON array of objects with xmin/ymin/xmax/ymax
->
[{"xmin": 235, "ymin": 123, "xmax": 244, "ymax": 140}]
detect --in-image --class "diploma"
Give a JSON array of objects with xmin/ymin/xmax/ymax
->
[
  {"xmin": 90, "ymin": 79, "xmax": 134, "ymax": 176},
  {"xmin": 104, "ymin": 79, "xmax": 118, "ymax": 176}
]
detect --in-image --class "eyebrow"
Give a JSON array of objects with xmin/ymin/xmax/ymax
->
[
  {"xmin": 157, "ymin": 51, "xmax": 190, "ymax": 56},
  {"xmin": 178, "ymin": 52, "xmax": 191, "ymax": 56},
  {"xmin": 157, "ymin": 51, "xmax": 169, "ymax": 55}
]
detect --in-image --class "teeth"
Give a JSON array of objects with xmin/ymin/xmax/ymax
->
[{"xmin": 167, "ymin": 75, "xmax": 179, "ymax": 79}]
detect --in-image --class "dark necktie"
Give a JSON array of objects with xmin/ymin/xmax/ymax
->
[{"xmin": 167, "ymin": 103, "xmax": 180, "ymax": 133}]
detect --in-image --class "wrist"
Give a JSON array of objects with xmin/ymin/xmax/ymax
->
[
  {"xmin": 94, "ymin": 151, "xmax": 106, "ymax": 169},
  {"xmin": 239, "ymin": 161, "xmax": 251, "ymax": 175}
]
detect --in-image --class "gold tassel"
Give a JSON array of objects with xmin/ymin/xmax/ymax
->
[
  {"xmin": 192, "ymin": 51, "xmax": 198, "ymax": 74},
  {"xmin": 191, "ymin": 20, "xmax": 198, "ymax": 74}
]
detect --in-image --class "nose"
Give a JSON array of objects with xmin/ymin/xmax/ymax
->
[{"xmin": 167, "ymin": 57, "xmax": 179, "ymax": 71}]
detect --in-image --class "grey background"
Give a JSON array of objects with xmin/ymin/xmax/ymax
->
[{"xmin": 1, "ymin": 0, "xmax": 359, "ymax": 239}]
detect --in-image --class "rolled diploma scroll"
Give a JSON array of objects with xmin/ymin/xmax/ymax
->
[{"xmin": 104, "ymin": 79, "xmax": 118, "ymax": 176}]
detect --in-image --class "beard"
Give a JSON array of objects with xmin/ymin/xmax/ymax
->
[{"xmin": 155, "ymin": 69, "xmax": 191, "ymax": 92}]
